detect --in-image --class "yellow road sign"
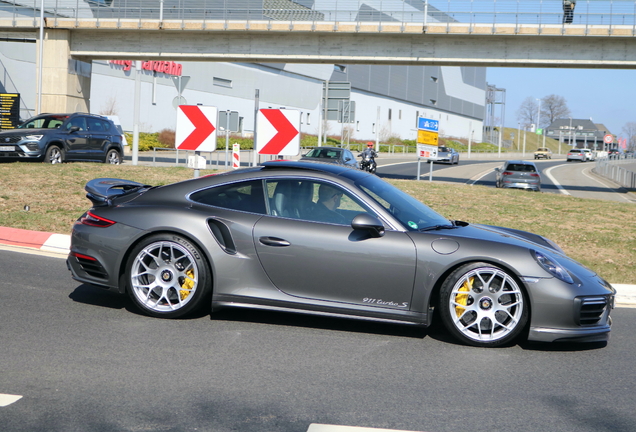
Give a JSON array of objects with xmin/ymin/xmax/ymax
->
[{"xmin": 417, "ymin": 130, "xmax": 439, "ymax": 146}]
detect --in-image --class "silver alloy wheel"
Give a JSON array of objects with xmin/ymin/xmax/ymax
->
[
  {"xmin": 130, "ymin": 240, "xmax": 199, "ymax": 313},
  {"xmin": 106, "ymin": 149, "xmax": 121, "ymax": 164},
  {"xmin": 448, "ymin": 266, "xmax": 524, "ymax": 343},
  {"xmin": 48, "ymin": 147, "xmax": 62, "ymax": 164}
]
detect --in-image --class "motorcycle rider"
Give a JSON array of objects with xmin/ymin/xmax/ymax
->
[{"xmin": 358, "ymin": 142, "xmax": 378, "ymax": 172}]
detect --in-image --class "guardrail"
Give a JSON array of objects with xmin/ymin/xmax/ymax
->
[
  {"xmin": 1, "ymin": 0, "xmax": 636, "ymax": 28},
  {"xmin": 594, "ymin": 156, "xmax": 636, "ymax": 190}
]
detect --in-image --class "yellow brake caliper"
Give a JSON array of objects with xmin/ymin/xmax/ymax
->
[
  {"xmin": 180, "ymin": 269, "xmax": 195, "ymax": 301},
  {"xmin": 455, "ymin": 277, "xmax": 473, "ymax": 318}
]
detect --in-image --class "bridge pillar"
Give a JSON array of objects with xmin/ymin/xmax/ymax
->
[{"xmin": 36, "ymin": 28, "xmax": 91, "ymax": 114}]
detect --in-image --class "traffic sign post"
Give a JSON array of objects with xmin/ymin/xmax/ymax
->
[
  {"xmin": 417, "ymin": 117, "xmax": 440, "ymax": 181},
  {"xmin": 232, "ymin": 143, "xmax": 240, "ymax": 169},
  {"xmin": 256, "ymin": 109, "xmax": 300, "ymax": 156}
]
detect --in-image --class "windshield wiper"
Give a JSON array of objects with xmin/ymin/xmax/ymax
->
[{"xmin": 419, "ymin": 224, "xmax": 458, "ymax": 232}]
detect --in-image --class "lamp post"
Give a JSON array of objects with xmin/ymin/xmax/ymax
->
[
  {"xmin": 536, "ymin": 99, "xmax": 541, "ymax": 134},
  {"xmin": 517, "ymin": 122, "xmax": 520, "ymax": 153},
  {"xmin": 569, "ymin": 117, "xmax": 573, "ymax": 147}
]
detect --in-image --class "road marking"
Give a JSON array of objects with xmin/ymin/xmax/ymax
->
[
  {"xmin": 308, "ymin": 425, "xmax": 424, "ymax": 432},
  {"xmin": 0, "ymin": 394, "xmax": 23, "ymax": 407},
  {"xmin": 543, "ymin": 165, "xmax": 571, "ymax": 195},
  {"xmin": 467, "ymin": 167, "xmax": 495, "ymax": 185},
  {"xmin": 581, "ymin": 167, "xmax": 635, "ymax": 203}
]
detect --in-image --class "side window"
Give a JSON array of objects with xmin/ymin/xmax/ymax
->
[
  {"xmin": 190, "ymin": 180, "xmax": 266, "ymax": 214},
  {"xmin": 265, "ymin": 179, "xmax": 371, "ymax": 225},
  {"xmin": 66, "ymin": 117, "xmax": 87, "ymax": 131},
  {"xmin": 87, "ymin": 118, "xmax": 105, "ymax": 132}
]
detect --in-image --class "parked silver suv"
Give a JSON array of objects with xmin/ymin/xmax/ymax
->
[{"xmin": 0, "ymin": 113, "xmax": 124, "ymax": 164}]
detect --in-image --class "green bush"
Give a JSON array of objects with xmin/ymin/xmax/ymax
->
[{"xmin": 124, "ymin": 132, "xmax": 165, "ymax": 152}]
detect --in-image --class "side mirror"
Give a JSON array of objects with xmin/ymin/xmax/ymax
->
[
  {"xmin": 494, "ymin": 167, "xmax": 500, "ymax": 172},
  {"xmin": 351, "ymin": 213, "xmax": 385, "ymax": 238},
  {"xmin": 69, "ymin": 126, "xmax": 80, "ymax": 132}
]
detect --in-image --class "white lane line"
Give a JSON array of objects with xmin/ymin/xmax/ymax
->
[
  {"xmin": 0, "ymin": 393, "xmax": 23, "ymax": 407},
  {"xmin": 467, "ymin": 167, "xmax": 495, "ymax": 185},
  {"xmin": 543, "ymin": 164, "xmax": 571, "ymax": 195},
  {"xmin": 581, "ymin": 167, "xmax": 635, "ymax": 203},
  {"xmin": 308, "ymin": 425, "xmax": 424, "ymax": 432}
]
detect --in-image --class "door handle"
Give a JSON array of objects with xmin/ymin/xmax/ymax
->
[{"xmin": 259, "ymin": 236, "xmax": 291, "ymax": 247}]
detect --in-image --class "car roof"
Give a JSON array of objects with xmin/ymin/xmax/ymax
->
[
  {"xmin": 504, "ymin": 160, "xmax": 535, "ymax": 165},
  {"xmin": 261, "ymin": 160, "xmax": 364, "ymax": 178}
]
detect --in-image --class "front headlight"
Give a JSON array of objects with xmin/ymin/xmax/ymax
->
[
  {"xmin": 24, "ymin": 135, "xmax": 43, "ymax": 141},
  {"xmin": 532, "ymin": 250, "xmax": 574, "ymax": 284}
]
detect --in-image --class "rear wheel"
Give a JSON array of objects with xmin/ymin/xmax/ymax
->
[
  {"xmin": 439, "ymin": 262, "xmax": 528, "ymax": 347},
  {"xmin": 105, "ymin": 148, "xmax": 121, "ymax": 164},
  {"xmin": 126, "ymin": 234, "xmax": 211, "ymax": 318},
  {"xmin": 45, "ymin": 145, "xmax": 63, "ymax": 164}
]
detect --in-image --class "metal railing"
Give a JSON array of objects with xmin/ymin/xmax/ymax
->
[
  {"xmin": 594, "ymin": 155, "xmax": 636, "ymax": 190},
  {"xmin": 1, "ymin": 1, "xmax": 636, "ymax": 28}
]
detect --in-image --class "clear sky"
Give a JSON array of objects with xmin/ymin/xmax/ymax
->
[{"xmin": 485, "ymin": 68, "xmax": 636, "ymax": 139}]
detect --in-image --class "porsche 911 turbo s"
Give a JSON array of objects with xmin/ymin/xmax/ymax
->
[{"xmin": 67, "ymin": 161, "xmax": 615, "ymax": 348}]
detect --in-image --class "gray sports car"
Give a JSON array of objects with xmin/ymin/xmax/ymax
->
[{"xmin": 67, "ymin": 161, "xmax": 615, "ymax": 348}]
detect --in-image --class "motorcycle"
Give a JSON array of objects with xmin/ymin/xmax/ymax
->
[{"xmin": 358, "ymin": 152, "xmax": 377, "ymax": 173}]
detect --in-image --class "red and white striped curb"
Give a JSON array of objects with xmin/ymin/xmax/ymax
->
[{"xmin": 0, "ymin": 226, "xmax": 70, "ymax": 255}]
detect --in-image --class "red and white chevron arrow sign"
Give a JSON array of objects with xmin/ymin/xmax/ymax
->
[
  {"xmin": 176, "ymin": 105, "xmax": 217, "ymax": 152},
  {"xmin": 256, "ymin": 109, "xmax": 300, "ymax": 156}
]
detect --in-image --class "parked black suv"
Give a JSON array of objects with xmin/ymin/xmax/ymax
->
[{"xmin": 0, "ymin": 113, "xmax": 124, "ymax": 164}]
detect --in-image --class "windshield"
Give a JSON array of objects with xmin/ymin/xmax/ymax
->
[
  {"xmin": 305, "ymin": 148, "xmax": 341, "ymax": 159},
  {"xmin": 356, "ymin": 175, "xmax": 450, "ymax": 231},
  {"xmin": 19, "ymin": 115, "xmax": 68, "ymax": 129}
]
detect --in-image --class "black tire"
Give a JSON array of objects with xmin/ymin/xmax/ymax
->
[
  {"xmin": 45, "ymin": 145, "xmax": 63, "ymax": 164},
  {"xmin": 125, "ymin": 234, "xmax": 211, "ymax": 318},
  {"xmin": 105, "ymin": 148, "xmax": 121, "ymax": 164},
  {"xmin": 439, "ymin": 262, "xmax": 529, "ymax": 347}
]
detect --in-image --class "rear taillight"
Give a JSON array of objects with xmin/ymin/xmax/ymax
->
[
  {"xmin": 530, "ymin": 173, "xmax": 540, "ymax": 177},
  {"xmin": 502, "ymin": 171, "xmax": 513, "ymax": 175},
  {"xmin": 70, "ymin": 251, "xmax": 97, "ymax": 261},
  {"xmin": 79, "ymin": 211, "xmax": 116, "ymax": 227}
]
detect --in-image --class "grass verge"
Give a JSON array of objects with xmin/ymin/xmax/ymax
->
[{"xmin": 1, "ymin": 162, "xmax": 634, "ymax": 284}]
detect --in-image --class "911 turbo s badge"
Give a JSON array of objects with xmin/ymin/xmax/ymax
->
[{"xmin": 363, "ymin": 298, "xmax": 408, "ymax": 308}]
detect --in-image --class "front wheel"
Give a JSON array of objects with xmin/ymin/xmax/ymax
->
[
  {"xmin": 45, "ymin": 145, "xmax": 63, "ymax": 164},
  {"xmin": 439, "ymin": 263, "xmax": 528, "ymax": 347},
  {"xmin": 126, "ymin": 234, "xmax": 211, "ymax": 318}
]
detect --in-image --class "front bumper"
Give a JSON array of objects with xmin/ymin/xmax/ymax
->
[
  {"xmin": 526, "ymin": 275, "xmax": 615, "ymax": 343},
  {"xmin": 0, "ymin": 142, "xmax": 43, "ymax": 160}
]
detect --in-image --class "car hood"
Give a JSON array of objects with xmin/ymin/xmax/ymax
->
[
  {"xmin": 427, "ymin": 223, "xmax": 597, "ymax": 278},
  {"xmin": 0, "ymin": 127, "xmax": 50, "ymax": 135}
]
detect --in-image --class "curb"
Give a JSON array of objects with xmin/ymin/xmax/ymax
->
[{"xmin": 0, "ymin": 226, "xmax": 634, "ymax": 307}]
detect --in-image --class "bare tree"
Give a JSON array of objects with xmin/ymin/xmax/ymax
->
[
  {"xmin": 516, "ymin": 97, "xmax": 538, "ymax": 129},
  {"xmin": 622, "ymin": 122, "xmax": 636, "ymax": 151},
  {"xmin": 541, "ymin": 94, "xmax": 571, "ymax": 126},
  {"xmin": 98, "ymin": 96, "xmax": 119, "ymax": 116}
]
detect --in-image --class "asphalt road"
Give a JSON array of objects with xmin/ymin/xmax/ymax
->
[
  {"xmin": 376, "ymin": 157, "xmax": 636, "ymax": 204},
  {"xmin": 2, "ymin": 249, "xmax": 636, "ymax": 432}
]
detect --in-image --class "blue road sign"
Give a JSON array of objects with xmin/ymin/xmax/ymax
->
[{"xmin": 418, "ymin": 117, "xmax": 439, "ymax": 132}]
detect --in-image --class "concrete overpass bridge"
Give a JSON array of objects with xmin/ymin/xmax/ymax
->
[{"xmin": 1, "ymin": 0, "xmax": 635, "ymax": 112}]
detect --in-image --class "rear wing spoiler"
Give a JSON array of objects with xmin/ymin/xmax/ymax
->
[{"xmin": 85, "ymin": 178, "xmax": 150, "ymax": 207}]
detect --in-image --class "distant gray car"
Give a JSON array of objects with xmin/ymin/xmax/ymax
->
[
  {"xmin": 67, "ymin": 161, "xmax": 614, "ymax": 348},
  {"xmin": 567, "ymin": 148, "xmax": 587, "ymax": 162},
  {"xmin": 495, "ymin": 160, "xmax": 541, "ymax": 192},
  {"xmin": 300, "ymin": 146, "xmax": 358, "ymax": 168},
  {"xmin": 434, "ymin": 146, "xmax": 460, "ymax": 164}
]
